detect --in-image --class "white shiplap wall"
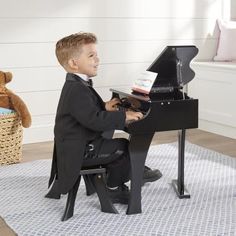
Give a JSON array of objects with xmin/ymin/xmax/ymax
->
[
  {"xmin": 0, "ymin": 0, "xmax": 224, "ymax": 143},
  {"xmin": 232, "ymin": 0, "xmax": 236, "ymax": 19}
]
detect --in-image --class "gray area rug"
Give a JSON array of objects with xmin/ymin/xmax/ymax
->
[{"xmin": 0, "ymin": 142, "xmax": 235, "ymax": 236}]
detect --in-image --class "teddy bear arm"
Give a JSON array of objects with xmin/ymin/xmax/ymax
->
[{"xmin": 8, "ymin": 92, "xmax": 32, "ymax": 128}]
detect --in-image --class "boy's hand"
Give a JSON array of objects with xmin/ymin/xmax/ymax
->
[
  {"xmin": 105, "ymin": 98, "xmax": 121, "ymax": 111},
  {"xmin": 125, "ymin": 110, "xmax": 143, "ymax": 122}
]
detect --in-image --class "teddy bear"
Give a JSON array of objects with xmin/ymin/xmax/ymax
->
[{"xmin": 0, "ymin": 71, "xmax": 31, "ymax": 128}]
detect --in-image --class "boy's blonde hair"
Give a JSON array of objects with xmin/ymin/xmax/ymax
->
[{"xmin": 55, "ymin": 32, "xmax": 97, "ymax": 68}]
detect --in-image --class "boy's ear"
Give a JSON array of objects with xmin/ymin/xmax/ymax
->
[{"xmin": 68, "ymin": 58, "xmax": 79, "ymax": 70}]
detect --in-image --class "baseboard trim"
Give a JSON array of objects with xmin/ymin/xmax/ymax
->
[
  {"xmin": 23, "ymin": 124, "xmax": 54, "ymax": 144},
  {"xmin": 22, "ymin": 126, "xmax": 126, "ymax": 144},
  {"xmin": 199, "ymin": 119, "xmax": 236, "ymax": 139},
  {"xmin": 24, "ymin": 121, "xmax": 236, "ymax": 144}
]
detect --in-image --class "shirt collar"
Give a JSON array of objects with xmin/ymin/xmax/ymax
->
[{"xmin": 74, "ymin": 73, "xmax": 89, "ymax": 82}]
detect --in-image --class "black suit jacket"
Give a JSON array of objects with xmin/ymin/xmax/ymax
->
[{"xmin": 48, "ymin": 73, "xmax": 126, "ymax": 194}]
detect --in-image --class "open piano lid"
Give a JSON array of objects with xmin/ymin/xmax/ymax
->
[{"xmin": 147, "ymin": 45, "xmax": 199, "ymax": 93}]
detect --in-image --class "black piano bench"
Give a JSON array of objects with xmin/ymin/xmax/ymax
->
[
  {"xmin": 45, "ymin": 167, "xmax": 118, "ymax": 221},
  {"xmin": 83, "ymin": 174, "xmax": 96, "ymax": 196}
]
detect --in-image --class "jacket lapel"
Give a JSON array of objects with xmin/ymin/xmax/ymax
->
[
  {"xmin": 66, "ymin": 73, "xmax": 88, "ymax": 86},
  {"xmin": 66, "ymin": 73, "xmax": 105, "ymax": 110}
]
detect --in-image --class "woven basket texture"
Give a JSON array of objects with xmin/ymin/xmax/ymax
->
[{"xmin": 0, "ymin": 113, "xmax": 23, "ymax": 165}]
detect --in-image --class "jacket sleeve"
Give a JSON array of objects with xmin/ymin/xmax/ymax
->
[{"xmin": 68, "ymin": 85, "xmax": 126, "ymax": 132}]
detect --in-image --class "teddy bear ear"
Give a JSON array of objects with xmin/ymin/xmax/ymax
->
[{"xmin": 4, "ymin": 72, "xmax": 13, "ymax": 83}]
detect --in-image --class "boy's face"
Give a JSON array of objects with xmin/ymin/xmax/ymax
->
[{"xmin": 70, "ymin": 43, "xmax": 99, "ymax": 77}]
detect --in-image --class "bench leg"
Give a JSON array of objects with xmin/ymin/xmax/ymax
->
[
  {"xmin": 45, "ymin": 179, "xmax": 61, "ymax": 199},
  {"xmin": 83, "ymin": 174, "xmax": 96, "ymax": 196},
  {"xmin": 93, "ymin": 174, "xmax": 118, "ymax": 214},
  {"xmin": 62, "ymin": 176, "xmax": 81, "ymax": 221}
]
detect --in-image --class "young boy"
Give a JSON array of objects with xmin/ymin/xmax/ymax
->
[{"xmin": 47, "ymin": 32, "xmax": 161, "ymax": 203}]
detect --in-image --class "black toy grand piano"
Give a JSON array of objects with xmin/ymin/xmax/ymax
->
[{"xmin": 110, "ymin": 45, "xmax": 199, "ymax": 215}]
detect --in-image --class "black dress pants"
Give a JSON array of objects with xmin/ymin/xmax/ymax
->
[{"xmin": 82, "ymin": 137, "xmax": 131, "ymax": 188}]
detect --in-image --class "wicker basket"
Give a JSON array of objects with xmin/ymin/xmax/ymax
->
[{"xmin": 0, "ymin": 113, "xmax": 23, "ymax": 165}]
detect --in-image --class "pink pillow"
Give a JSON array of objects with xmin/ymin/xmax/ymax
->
[{"xmin": 214, "ymin": 20, "xmax": 236, "ymax": 61}]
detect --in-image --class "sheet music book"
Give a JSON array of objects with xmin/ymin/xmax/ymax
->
[
  {"xmin": 0, "ymin": 107, "xmax": 14, "ymax": 115},
  {"xmin": 132, "ymin": 71, "xmax": 157, "ymax": 94}
]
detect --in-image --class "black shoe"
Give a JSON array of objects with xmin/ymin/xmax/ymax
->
[
  {"xmin": 107, "ymin": 184, "xmax": 130, "ymax": 204},
  {"xmin": 143, "ymin": 166, "xmax": 162, "ymax": 185}
]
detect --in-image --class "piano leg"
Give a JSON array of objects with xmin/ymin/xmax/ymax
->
[
  {"xmin": 172, "ymin": 129, "xmax": 190, "ymax": 199},
  {"xmin": 126, "ymin": 133, "xmax": 154, "ymax": 215}
]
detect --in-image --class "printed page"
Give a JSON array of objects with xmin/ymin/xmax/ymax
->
[{"xmin": 132, "ymin": 71, "xmax": 158, "ymax": 94}]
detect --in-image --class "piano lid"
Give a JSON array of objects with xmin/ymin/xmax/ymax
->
[{"xmin": 147, "ymin": 45, "xmax": 199, "ymax": 92}]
